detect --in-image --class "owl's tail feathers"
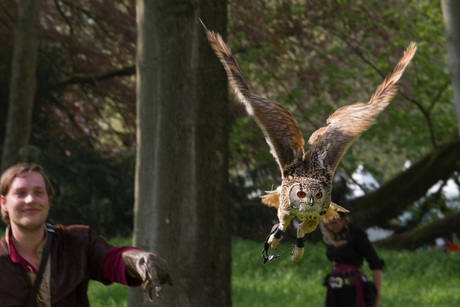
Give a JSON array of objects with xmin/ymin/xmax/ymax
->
[
  {"xmin": 200, "ymin": 19, "xmax": 251, "ymax": 103},
  {"xmin": 260, "ymin": 189, "xmax": 280, "ymax": 208},
  {"xmin": 321, "ymin": 202, "xmax": 349, "ymax": 222}
]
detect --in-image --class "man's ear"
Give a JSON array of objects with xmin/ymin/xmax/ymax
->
[{"xmin": 0, "ymin": 195, "xmax": 7, "ymax": 212}]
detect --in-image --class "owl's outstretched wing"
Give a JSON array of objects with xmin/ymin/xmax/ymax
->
[
  {"xmin": 201, "ymin": 20, "xmax": 305, "ymax": 173},
  {"xmin": 306, "ymin": 43, "xmax": 417, "ymax": 175}
]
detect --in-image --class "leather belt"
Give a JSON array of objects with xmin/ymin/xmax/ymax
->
[{"xmin": 328, "ymin": 276, "xmax": 355, "ymax": 288}]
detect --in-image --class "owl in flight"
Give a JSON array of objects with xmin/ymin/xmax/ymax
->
[{"xmin": 201, "ymin": 20, "xmax": 416, "ymax": 261}]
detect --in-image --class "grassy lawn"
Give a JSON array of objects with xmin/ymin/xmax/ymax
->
[
  {"xmin": 1, "ymin": 227, "xmax": 460, "ymax": 306},
  {"xmin": 87, "ymin": 235, "xmax": 132, "ymax": 307},
  {"xmin": 86, "ymin": 235, "xmax": 460, "ymax": 306}
]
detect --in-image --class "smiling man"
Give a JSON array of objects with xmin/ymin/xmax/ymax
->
[{"xmin": 0, "ymin": 163, "xmax": 173, "ymax": 307}]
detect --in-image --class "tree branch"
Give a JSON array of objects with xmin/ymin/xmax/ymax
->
[
  {"xmin": 348, "ymin": 133, "xmax": 460, "ymax": 229},
  {"xmin": 53, "ymin": 0, "xmax": 74, "ymax": 36},
  {"xmin": 61, "ymin": 0, "xmax": 111, "ymax": 38},
  {"xmin": 340, "ymin": 164, "xmax": 370, "ymax": 195},
  {"xmin": 397, "ymin": 90, "xmax": 438, "ymax": 148},
  {"xmin": 375, "ymin": 211, "xmax": 460, "ymax": 251},
  {"xmin": 47, "ymin": 65, "xmax": 135, "ymax": 91},
  {"xmin": 330, "ymin": 30, "xmax": 441, "ymax": 148},
  {"xmin": 428, "ymin": 80, "xmax": 450, "ymax": 112},
  {"xmin": 382, "ymin": 181, "xmax": 446, "ymax": 234}
]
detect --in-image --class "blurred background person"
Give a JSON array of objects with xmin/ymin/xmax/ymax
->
[{"xmin": 320, "ymin": 209, "xmax": 384, "ymax": 307}]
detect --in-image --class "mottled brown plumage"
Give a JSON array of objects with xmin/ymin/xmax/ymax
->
[{"xmin": 201, "ymin": 20, "xmax": 416, "ymax": 261}]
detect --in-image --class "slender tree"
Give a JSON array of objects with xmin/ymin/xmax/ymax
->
[
  {"xmin": 128, "ymin": 1, "xmax": 230, "ymax": 306},
  {"xmin": 441, "ymin": 0, "xmax": 460, "ymax": 137},
  {"xmin": 1, "ymin": 0, "xmax": 40, "ymax": 171}
]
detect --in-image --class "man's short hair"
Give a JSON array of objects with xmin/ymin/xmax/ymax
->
[{"xmin": 0, "ymin": 163, "xmax": 55, "ymax": 224}]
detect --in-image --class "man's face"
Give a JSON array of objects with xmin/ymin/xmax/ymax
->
[{"xmin": 0, "ymin": 172, "xmax": 49, "ymax": 231}]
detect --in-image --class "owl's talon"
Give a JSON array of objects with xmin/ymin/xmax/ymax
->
[
  {"xmin": 291, "ymin": 245, "xmax": 304, "ymax": 261},
  {"xmin": 268, "ymin": 234, "xmax": 283, "ymax": 249}
]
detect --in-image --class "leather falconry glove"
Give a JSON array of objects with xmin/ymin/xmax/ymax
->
[{"xmin": 122, "ymin": 250, "xmax": 174, "ymax": 303}]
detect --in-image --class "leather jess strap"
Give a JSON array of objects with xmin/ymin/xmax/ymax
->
[{"xmin": 24, "ymin": 224, "xmax": 54, "ymax": 307}]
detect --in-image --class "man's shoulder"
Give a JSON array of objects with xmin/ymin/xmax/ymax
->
[
  {"xmin": 50, "ymin": 224, "xmax": 112, "ymax": 262},
  {"xmin": 50, "ymin": 224, "xmax": 98, "ymax": 244},
  {"xmin": 51, "ymin": 224, "xmax": 92, "ymax": 233}
]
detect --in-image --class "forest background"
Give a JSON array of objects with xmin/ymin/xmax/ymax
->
[{"xmin": 0, "ymin": 0, "xmax": 460, "ymax": 306}]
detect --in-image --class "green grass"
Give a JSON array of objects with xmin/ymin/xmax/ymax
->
[
  {"xmin": 84, "ymin": 236, "xmax": 460, "ymax": 306},
  {"xmin": 232, "ymin": 237, "xmax": 330, "ymax": 307},
  {"xmin": 2, "ymin": 229, "xmax": 460, "ymax": 306},
  {"xmin": 87, "ymin": 282, "xmax": 129, "ymax": 307},
  {"xmin": 87, "ymin": 236, "xmax": 133, "ymax": 307}
]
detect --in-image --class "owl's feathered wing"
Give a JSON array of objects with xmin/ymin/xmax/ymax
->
[
  {"xmin": 202, "ymin": 20, "xmax": 416, "ymax": 211},
  {"xmin": 307, "ymin": 43, "xmax": 417, "ymax": 175},
  {"xmin": 201, "ymin": 20, "xmax": 305, "ymax": 173}
]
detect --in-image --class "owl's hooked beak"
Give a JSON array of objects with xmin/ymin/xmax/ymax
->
[{"xmin": 299, "ymin": 196, "xmax": 314, "ymax": 211}]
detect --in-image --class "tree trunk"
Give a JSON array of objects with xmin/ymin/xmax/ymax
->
[
  {"xmin": 128, "ymin": 1, "xmax": 230, "ymax": 307},
  {"xmin": 442, "ymin": 0, "xmax": 460, "ymax": 136},
  {"xmin": 1, "ymin": 0, "xmax": 40, "ymax": 171},
  {"xmin": 348, "ymin": 134, "xmax": 460, "ymax": 229}
]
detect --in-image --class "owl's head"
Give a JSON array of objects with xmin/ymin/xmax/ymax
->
[{"xmin": 287, "ymin": 179, "xmax": 329, "ymax": 220}]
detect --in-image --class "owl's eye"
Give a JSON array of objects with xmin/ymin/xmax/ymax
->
[
  {"xmin": 316, "ymin": 192, "xmax": 323, "ymax": 199},
  {"xmin": 297, "ymin": 191, "xmax": 306, "ymax": 198}
]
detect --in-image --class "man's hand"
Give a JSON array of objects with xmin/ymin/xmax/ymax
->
[{"xmin": 122, "ymin": 250, "xmax": 174, "ymax": 303}]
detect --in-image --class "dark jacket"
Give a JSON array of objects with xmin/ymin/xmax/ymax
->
[
  {"xmin": 0, "ymin": 224, "xmax": 113, "ymax": 307},
  {"xmin": 325, "ymin": 223, "xmax": 385, "ymax": 270},
  {"xmin": 324, "ymin": 223, "xmax": 384, "ymax": 307}
]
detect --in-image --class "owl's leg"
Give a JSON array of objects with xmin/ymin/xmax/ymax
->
[
  {"xmin": 291, "ymin": 218, "xmax": 320, "ymax": 261},
  {"xmin": 267, "ymin": 210, "xmax": 293, "ymax": 249}
]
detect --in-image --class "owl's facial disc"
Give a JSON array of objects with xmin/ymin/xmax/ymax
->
[{"xmin": 288, "ymin": 184, "xmax": 327, "ymax": 219}]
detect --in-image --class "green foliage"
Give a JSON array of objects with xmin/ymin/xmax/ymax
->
[
  {"xmin": 226, "ymin": 0, "xmax": 459, "ymax": 238},
  {"xmin": 81, "ymin": 235, "xmax": 133, "ymax": 306},
  {"xmin": 0, "ymin": 1, "xmax": 137, "ymax": 154},
  {"xmin": 0, "ymin": 0, "xmax": 456, "ymax": 252},
  {"xmin": 0, "ymin": 1, "xmax": 138, "ymax": 235},
  {"xmin": 87, "ymin": 235, "xmax": 132, "ymax": 306},
  {"xmin": 87, "ymin": 282, "xmax": 128, "ymax": 307},
  {"xmin": 87, "ymin": 236, "xmax": 460, "ymax": 306},
  {"xmin": 104, "ymin": 235, "xmax": 133, "ymax": 247},
  {"xmin": 16, "ymin": 137, "xmax": 136, "ymax": 238},
  {"xmin": 227, "ymin": 0, "xmax": 455, "ymax": 185}
]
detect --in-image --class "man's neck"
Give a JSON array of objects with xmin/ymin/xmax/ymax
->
[{"xmin": 10, "ymin": 223, "xmax": 46, "ymax": 257}]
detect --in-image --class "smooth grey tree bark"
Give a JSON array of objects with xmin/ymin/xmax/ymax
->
[
  {"xmin": 128, "ymin": 1, "xmax": 230, "ymax": 306},
  {"xmin": 441, "ymin": 0, "xmax": 460, "ymax": 136},
  {"xmin": 1, "ymin": 0, "xmax": 40, "ymax": 171}
]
